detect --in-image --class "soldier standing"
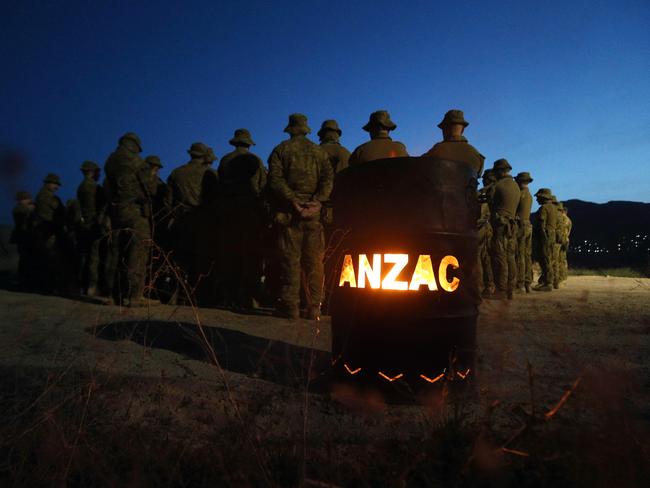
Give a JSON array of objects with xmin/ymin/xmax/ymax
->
[
  {"xmin": 268, "ymin": 113, "xmax": 334, "ymax": 320},
  {"xmin": 144, "ymin": 155, "xmax": 168, "ymax": 233},
  {"xmin": 558, "ymin": 205, "xmax": 572, "ymax": 283},
  {"xmin": 77, "ymin": 161, "xmax": 104, "ymax": 295},
  {"xmin": 10, "ymin": 191, "xmax": 35, "ymax": 288},
  {"xmin": 33, "ymin": 174, "xmax": 66, "ymax": 292},
  {"xmin": 551, "ymin": 196, "xmax": 562, "ymax": 289},
  {"xmin": 348, "ymin": 110, "xmax": 408, "ymax": 165},
  {"xmin": 423, "ymin": 110, "xmax": 484, "ymax": 176},
  {"xmin": 104, "ymin": 132, "xmax": 156, "ymax": 307},
  {"xmin": 166, "ymin": 142, "xmax": 218, "ymax": 303},
  {"xmin": 477, "ymin": 170, "xmax": 495, "ymax": 297},
  {"xmin": 217, "ymin": 129, "xmax": 267, "ymax": 309},
  {"xmin": 489, "ymin": 159, "xmax": 520, "ymax": 299},
  {"xmin": 318, "ymin": 120, "xmax": 350, "ymax": 174},
  {"xmin": 532, "ymin": 188, "xmax": 556, "ymax": 291},
  {"xmin": 515, "ymin": 172, "xmax": 534, "ymax": 293}
]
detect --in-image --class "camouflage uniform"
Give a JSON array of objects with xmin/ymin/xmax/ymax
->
[
  {"xmin": 348, "ymin": 111, "xmax": 408, "ymax": 165},
  {"xmin": 165, "ymin": 143, "xmax": 217, "ymax": 303},
  {"xmin": 533, "ymin": 188, "xmax": 556, "ymax": 291},
  {"xmin": 103, "ymin": 133, "xmax": 154, "ymax": 306},
  {"xmin": 558, "ymin": 207, "xmax": 572, "ymax": 282},
  {"xmin": 144, "ymin": 155, "xmax": 169, "ymax": 236},
  {"xmin": 318, "ymin": 120, "xmax": 351, "ymax": 174},
  {"xmin": 77, "ymin": 161, "xmax": 105, "ymax": 294},
  {"xmin": 33, "ymin": 174, "xmax": 66, "ymax": 291},
  {"xmin": 10, "ymin": 191, "xmax": 35, "ymax": 287},
  {"xmin": 551, "ymin": 196, "xmax": 562, "ymax": 288},
  {"xmin": 423, "ymin": 110, "xmax": 485, "ymax": 176},
  {"xmin": 217, "ymin": 129, "xmax": 267, "ymax": 308},
  {"xmin": 489, "ymin": 159, "xmax": 521, "ymax": 299},
  {"xmin": 268, "ymin": 114, "xmax": 334, "ymax": 319},
  {"xmin": 515, "ymin": 172, "xmax": 534, "ymax": 292},
  {"xmin": 477, "ymin": 171, "xmax": 495, "ymax": 296}
]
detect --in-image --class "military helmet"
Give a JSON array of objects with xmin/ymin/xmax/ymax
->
[
  {"xmin": 482, "ymin": 168, "xmax": 495, "ymax": 181},
  {"xmin": 15, "ymin": 190, "xmax": 32, "ymax": 201},
  {"xmin": 229, "ymin": 128, "xmax": 255, "ymax": 146},
  {"xmin": 188, "ymin": 142, "xmax": 210, "ymax": 157},
  {"xmin": 43, "ymin": 173, "xmax": 62, "ymax": 186},
  {"xmin": 317, "ymin": 119, "xmax": 342, "ymax": 138},
  {"xmin": 362, "ymin": 110, "xmax": 397, "ymax": 132},
  {"xmin": 534, "ymin": 188, "xmax": 552, "ymax": 200},
  {"xmin": 144, "ymin": 155, "xmax": 163, "ymax": 168},
  {"xmin": 492, "ymin": 158, "xmax": 512, "ymax": 171},
  {"xmin": 437, "ymin": 109, "xmax": 469, "ymax": 129},
  {"xmin": 284, "ymin": 113, "xmax": 311, "ymax": 135},
  {"xmin": 119, "ymin": 132, "xmax": 142, "ymax": 152},
  {"xmin": 80, "ymin": 160, "xmax": 99, "ymax": 171},
  {"xmin": 515, "ymin": 171, "xmax": 533, "ymax": 183}
]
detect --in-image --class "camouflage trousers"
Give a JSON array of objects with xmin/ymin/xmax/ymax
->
[
  {"xmin": 110, "ymin": 208, "xmax": 151, "ymax": 301},
  {"xmin": 276, "ymin": 219, "xmax": 325, "ymax": 310},
  {"xmin": 491, "ymin": 216, "xmax": 517, "ymax": 294},
  {"xmin": 536, "ymin": 236, "xmax": 554, "ymax": 287},
  {"xmin": 516, "ymin": 222, "xmax": 533, "ymax": 289},
  {"xmin": 78, "ymin": 226, "xmax": 101, "ymax": 291},
  {"xmin": 559, "ymin": 245, "xmax": 569, "ymax": 282},
  {"xmin": 476, "ymin": 222, "xmax": 494, "ymax": 293},
  {"xmin": 552, "ymin": 242, "xmax": 561, "ymax": 287}
]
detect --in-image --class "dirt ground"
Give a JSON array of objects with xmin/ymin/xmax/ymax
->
[{"xmin": 1, "ymin": 276, "xmax": 649, "ymax": 486}]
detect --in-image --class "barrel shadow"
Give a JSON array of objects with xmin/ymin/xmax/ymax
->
[{"xmin": 87, "ymin": 320, "xmax": 333, "ymax": 390}]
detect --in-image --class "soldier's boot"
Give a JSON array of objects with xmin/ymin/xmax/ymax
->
[
  {"xmin": 533, "ymin": 284, "xmax": 553, "ymax": 292},
  {"xmin": 306, "ymin": 305, "xmax": 321, "ymax": 321},
  {"xmin": 86, "ymin": 285, "xmax": 98, "ymax": 297},
  {"xmin": 507, "ymin": 289, "xmax": 514, "ymax": 300},
  {"xmin": 525, "ymin": 283, "xmax": 531, "ymax": 293},
  {"xmin": 490, "ymin": 290, "xmax": 508, "ymax": 300}
]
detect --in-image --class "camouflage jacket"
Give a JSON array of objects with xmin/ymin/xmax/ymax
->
[
  {"xmin": 11, "ymin": 203, "xmax": 33, "ymax": 245},
  {"xmin": 77, "ymin": 176, "xmax": 106, "ymax": 227},
  {"xmin": 268, "ymin": 135, "xmax": 333, "ymax": 205},
  {"xmin": 348, "ymin": 136, "xmax": 408, "ymax": 166},
  {"xmin": 34, "ymin": 186, "xmax": 65, "ymax": 228},
  {"xmin": 535, "ymin": 203, "xmax": 557, "ymax": 243},
  {"xmin": 491, "ymin": 176, "xmax": 521, "ymax": 219},
  {"xmin": 218, "ymin": 148, "xmax": 267, "ymax": 198},
  {"xmin": 320, "ymin": 141, "xmax": 351, "ymax": 174},
  {"xmin": 516, "ymin": 187, "xmax": 533, "ymax": 224},
  {"xmin": 166, "ymin": 159, "xmax": 210, "ymax": 214},
  {"xmin": 104, "ymin": 146, "xmax": 153, "ymax": 215},
  {"xmin": 423, "ymin": 135, "xmax": 484, "ymax": 176}
]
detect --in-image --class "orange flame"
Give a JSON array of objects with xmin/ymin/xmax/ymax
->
[
  {"xmin": 378, "ymin": 372, "xmax": 404, "ymax": 382},
  {"xmin": 456, "ymin": 368, "xmax": 471, "ymax": 379},
  {"xmin": 358, "ymin": 254, "xmax": 381, "ymax": 289},
  {"xmin": 409, "ymin": 255, "xmax": 438, "ymax": 291},
  {"xmin": 420, "ymin": 373, "xmax": 445, "ymax": 384},
  {"xmin": 338, "ymin": 254, "xmax": 357, "ymax": 288},
  {"xmin": 344, "ymin": 364, "xmax": 362, "ymax": 375},
  {"xmin": 439, "ymin": 255, "xmax": 460, "ymax": 292}
]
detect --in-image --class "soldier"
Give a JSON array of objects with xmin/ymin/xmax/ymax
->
[
  {"xmin": 489, "ymin": 159, "xmax": 520, "ymax": 299},
  {"xmin": 558, "ymin": 205, "xmax": 572, "ymax": 282},
  {"xmin": 477, "ymin": 170, "xmax": 495, "ymax": 297},
  {"xmin": 10, "ymin": 191, "xmax": 35, "ymax": 288},
  {"xmin": 423, "ymin": 109, "xmax": 484, "ymax": 176},
  {"xmin": 144, "ymin": 155, "xmax": 169, "ymax": 236},
  {"xmin": 33, "ymin": 173, "xmax": 66, "ymax": 292},
  {"xmin": 166, "ymin": 142, "xmax": 218, "ymax": 303},
  {"xmin": 532, "ymin": 188, "xmax": 556, "ymax": 291},
  {"xmin": 318, "ymin": 120, "xmax": 351, "ymax": 174},
  {"xmin": 217, "ymin": 129, "xmax": 267, "ymax": 309},
  {"xmin": 104, "ymin": 132, "xmax": 156, "ymax": 307},
  {"xmin": 348, "ymin": 110, "xmax": 408, "ymax": 165},
  {"xmin": 77, "ymin": 161, "xmax": 104, "ymax": 295},
  {"xmin": 551, "ymin": 196, "xmax": 562, "ymax": 289},
  {"xmin": 268, "ymin": 113, "xmax": 334, "ymax": 319},
  {"xmin": 515, "ymin": 172, "xmax": 534, "ymax": 293}
]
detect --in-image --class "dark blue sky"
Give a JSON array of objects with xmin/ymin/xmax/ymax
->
[{"xmin": 1, "ymin": 0, "xmax": 649, "ymax": 222}]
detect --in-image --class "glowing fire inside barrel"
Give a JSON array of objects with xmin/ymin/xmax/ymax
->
[{"xmin": 328, "ymin": 157, "xmax": 480, "ymax": 385}]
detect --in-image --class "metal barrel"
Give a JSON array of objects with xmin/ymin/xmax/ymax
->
[{"xmin": 328, "ymin": 157, "xmax": 480, "ymax": 385}]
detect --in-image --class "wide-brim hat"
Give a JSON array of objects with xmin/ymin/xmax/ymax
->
[
  {"xmin": 119, "ymin": 132, "xmax": 142, "ymax": 152},
  {"xmin": 229, "ymin": 128, "xmax": 255, "ymax": 146},
  {"xmin": 362, "ymin": 110, "xmax": 397, "ymax": 132},
  {"xmin": 534, "ymin": 188, "xmax": 552, "ymax": 199},
  {"xmin": 284, "ymin": 113, "xmax": 311, "ymax": 134},
  {"xmin": 16, "ymin": 190, "xmax": 32, "ymax": 201},
  {"xmin": 437, "ymin": 109, "xmax": 469, "ymax": 129},
  {"xmin": 492, "ymin": 158, "xmax": 512, "ymax": 171},
  {"xmin": 44, "ymin": 173, "xmax": 62, "ymax": 186},
  {"xmin": 515, "ymin": 171, "xmax": 533, "ymax": 183},
  {"xmin": 317, "ymin": 119, "xmax": 342, "ymax": 138},
  {"xmin": 188, "ymin": 142, "xmax": 209, "ymax": 157},
  {"xmin": 145, "ymin": 155, "xmax": 163, "ymax": 168},
  {"xmin": 80, "ymin": 160, "xmax": 99, "ymax": 171}
]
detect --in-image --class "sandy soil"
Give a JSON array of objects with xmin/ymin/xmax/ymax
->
[{"xmin": 1, "ymin": 276, "xmax": 649, "ymax": 486}]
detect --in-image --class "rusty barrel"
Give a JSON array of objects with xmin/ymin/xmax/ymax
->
[{"xmin": 328, "ymin": 157, "xmax": 480, "ymax": 385}]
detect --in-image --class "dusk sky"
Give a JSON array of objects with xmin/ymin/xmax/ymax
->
[{"xmin": 1, "ymin": 0, "xmax": 648, "ymax": 222}]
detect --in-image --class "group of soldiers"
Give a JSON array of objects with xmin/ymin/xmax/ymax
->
[{"xmin": 10, "ymin": 108, "xmax": 571, "ymax": 318}]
